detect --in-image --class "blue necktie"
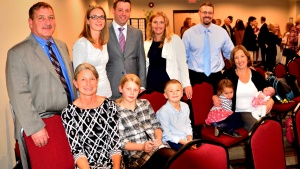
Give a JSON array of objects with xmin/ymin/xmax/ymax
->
[{"xmin": 204, "ymin": 29, "xmax": 211, "ymax": 76}]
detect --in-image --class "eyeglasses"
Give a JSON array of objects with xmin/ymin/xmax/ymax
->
[
  {"xmin": 89, "ymin": 15, "xmax": 106, "ymax": 20},
  {"xmin": 200, "ymin": 11, "xmax": 213, "ymax": 15}
]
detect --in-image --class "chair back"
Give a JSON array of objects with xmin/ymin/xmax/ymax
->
[
  {"xmin": 23, "ymin": 115, "xmax": 74, "ymax": 169},
  {"xmin": 288, "ymin": 60, "xmax": 300, "ymax": 83},
  {"xmin": 246, "ymin": 116, "xmax": 286, "ymax": 169},
  {"xmin": 224, "ymin": 59, "xmax": 231, "ymax": 70},
  {"xmin": 190, "ymin": 83, "xmax": 214, "ymax": 127},
  {"xmin": 292, "ymin": 104, "xmax": 300, "ymax": 168},
  {"xmin": 254, "ymin": 66, "xmax": 265, "ymax": 78},
  {"xmin": 293, "ymin": 57, "xmax": 300, "ymax": 69},
  {"xmin": 274, "ymin": 63, "xmax": 287, "ymax": 78},
  {"xmin": 139, "ymin": 91, "xmax": 166, "ymax": 112},
  {"xmin": 166, "ymin": 139, "xmax": 229, "ymax": 169}
]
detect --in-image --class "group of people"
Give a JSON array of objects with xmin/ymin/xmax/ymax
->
[{"xmin": 6, "ymin": 1, "xmax": 279, "ymax": 169}]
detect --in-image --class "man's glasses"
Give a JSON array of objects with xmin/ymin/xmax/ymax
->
[
  {"xmin": 200, "ymin": 11, "xmax": 213, "ymax": 15},
  {"xmin": 89, "ymin": 15, "xmax": 106, "ymax": 20}
]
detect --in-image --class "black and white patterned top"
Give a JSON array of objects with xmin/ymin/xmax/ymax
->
[
  {"xmin": 117, "ymin": 99, "xmax": 167, "ymax": 169},
  {"xmin": 210, "ymin": 95, "xmax": 232, "ymax": 111},
  {"xmin": 61, "ymin": 98, "xmax": 122, "ymax": 169}
]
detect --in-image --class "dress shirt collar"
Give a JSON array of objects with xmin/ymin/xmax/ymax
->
[
  {"xmin": 32, "ymin": 33, "xmax": 54, "ymax": 47},
  {"xmin": 112, "ymin": 20, "xmax": 128, "ymax": 32},
  {"xmin": 199, "ymin": 24, "xmax": 212, "ymax": 34}
]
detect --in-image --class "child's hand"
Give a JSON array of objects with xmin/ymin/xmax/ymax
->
[
  {"xmin": 190, "ymin": 144, "xmax": 197, "ymax": 150},
  {"xmin": 143, "ymin": 141, "xmax": 155, "ymax": 153},
  {"xmin": 152, "ymin": 138, "xmax": 162, "ymax": 147}
]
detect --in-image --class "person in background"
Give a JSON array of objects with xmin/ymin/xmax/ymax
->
[
  {"xmin": 6, "ymin": 2, "xmax": 76, "ymax": 169},
  {"xmin": 258, "ymin": 16, "xmax": 268, "ymax": 69},
  {"xmin": 215, "ymin": 18, "xmax": 222, "ymax": 26},
  {"xmin": 73, "ymin": 5, "xmax": 112, "ymax": 98},
  {"xmin": 282, "ymin": 22, "xmax": 294, "ymax": 65},
  {"xmin": 234, "ymin": 19, "xmax": 245, "ymax": 46},
  {"xmin": 265, "ymin": 23, "xmax": 282, "ymax": 72},
  {"xmin": 274, "ymin": 23, "xmax": 283, "ymax": 63},
  {"xmin": 144, "ymin": 11, "xmax": 192, "ymax": 99},
  {"xmin": 253, "ymin": 21, "xmax": 260, "ymax": 64},
  {"xmin": 288, "ymin": 15, "xmax": 300, "ymax": 64},
  {"xmin": 115, "ymin": 74, "xmax": 176, "ymax": 169},
  {"xmin": 222, "ymin": 16, "xmax": 236, "ymax": 45},
  {"xmin": 107, "ymin": 0, "xmax": 146, "ymax": 99},
  {"xmin": 62, "ymin": 63, "xmax": 123, "ymax": 169},
  {"xmin": 156, "ymin": 79, "xmax": 195, "ymax": 151},
  {"xmin": 242, "ymin": 16, "xmax": 257, "ymax": 64},
  {"xmin": 214, "ymin": 45, "xmax": 274, "ymax": 131},
  {"xmin": 180, "ymin": 17, "xmax": 191, "ymax": 38},
  {"xmin": 182, "ymin": 2, "xmax": 234, "ymax": 93}
]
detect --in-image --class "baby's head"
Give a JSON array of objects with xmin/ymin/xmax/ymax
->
[{"xmin": 263, "ymin": 87, "xmax": 275, "ymax": 97}]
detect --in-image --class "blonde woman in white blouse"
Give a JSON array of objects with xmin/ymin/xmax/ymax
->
[
  {"xmin": 144, "ymin": 11, "xmax": 192, "ymax": 99},
  {"xmin": 73, "ymin": 5, "xmax": 112, "ymax": 98}
]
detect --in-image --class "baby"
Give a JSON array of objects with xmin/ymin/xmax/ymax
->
[{"xmin": 251, "ymin": 86, "xmax": 275, "ymax": 120}]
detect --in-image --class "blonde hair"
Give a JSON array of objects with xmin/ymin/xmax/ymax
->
[
  {"xmin": 79, "ymin": 5, "xmax": 109, "ymax": 45},
  {"xmin": 146, "ymin": 11, "xmax": 172, "ymax": 48},
  {"xmin": 217, "ymin": 79, "xmax": 234, "ymax": 96},
  {"xmin": 164, "ymin": 79, "xmax": 182, "ymax": 92},
  {"xmin": 74, "ymin": 63, "xmax": 99, "ymax": 81},
  {"xmin": 115, "ymin": 74, "xmax": 141, "ymax": 103}
]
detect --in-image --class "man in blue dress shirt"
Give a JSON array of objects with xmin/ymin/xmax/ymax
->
[{"xmin": 182, "ymin": 2, "xmax": 234, "ymax": 92}]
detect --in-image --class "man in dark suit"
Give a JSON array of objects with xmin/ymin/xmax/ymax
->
[
  {"xmin": 258, "ymin": 16, "xmax": 268, "ymax": 68},
  {"xmin": 6, "ymin": 2, "xmax": 76, "ymax": 169},
  {"xmin": 107, "ymin": 0, "xmax": 146, "ymax": 99},
  {"xmin": 242, "ymin": 16, "xmax": 258, "ymax": 62},
  {"xmin": 222, "ymin": 16, "xmax": 236, "ymax": 45}
]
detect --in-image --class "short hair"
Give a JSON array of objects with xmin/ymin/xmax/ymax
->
[
  {"xmin": 229, "ymin": 45, "xmax": 252, "ymax": 69},
  {"xmin": 113, "ymin": 0, "xmax": 131, "ymax": 10},
  {"xmin": 74, "ymin": 63, "xmax": 99, "ymax": 81},
  {"xmin": 29, "ymin": 2, "xmax": 53, "ymax": 19},
  {"xmin": 199, "ymin": 2, "xmax": 214, "ymax": 12},
  {"xmin": 146, "ymin": 11, "xmax": 172, "ymax": 47},
  {"xmin": 217, "ymin": 79, "xmax": 234, "ymax": 96},
  {"xmin": 267, "ymin": 23, "xmax": 275, "ymax": 32},
  {"xmin": 164, "ymin": 79, "xmax": 182, "ymax": 92},
  {"xmin": 248, "ymin": 16, "xmax": 256, "ymax": 23},
  {"xmin": 261, "ymin": 16, "xmax": 266, "ymax": 22},
  {"xmin": 228, "ymin": 16, "xmax": 233, "ymax": 22},
  {"xmin": 79, "ymin": 5, "xmax": 109, "ymax": 45}
]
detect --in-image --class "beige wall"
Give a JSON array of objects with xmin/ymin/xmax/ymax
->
[{"xmin": 0, "ymin": 0, "xmax": 299, "ymax": 168}]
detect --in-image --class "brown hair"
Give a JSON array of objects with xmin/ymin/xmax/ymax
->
[
  {"xmin": 217, "ymin": 79, "xmax": 234, "ymax": 96},
  {"xmin": 115, "ymin": 74, "xmax": 141, "ymax": 103},
  {"xmin": 29, "ymin": 2, "xmax": 53, "ymax": 19},
  {"xmin": 164, "ymin": 79, "xmax": 182, "ymax": 92},
  {"xmin": 230, "ymin": 45, "xmax": 253, "ymax": 69},
  {"xmin": 146, "ymin": 11, "xmax": 172, "ymax": 48},
  {"xmin": 74, "ymin": 63, "xmax": 99, "ymax": 81},
  {"xmin": 113, "ymin": 0, "xmax": 131, "ymax": 10},
  {"xmin": 79, "ymin": 5, "xmax": 109, "ymax": 45},
  {"xmin": 199, "ymin": 2, "xmax": 214, "ymax": 12}
]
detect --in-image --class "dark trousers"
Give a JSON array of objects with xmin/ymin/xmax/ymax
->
[
  {"xmin": 189, "ymin": 69, "xmax": 223, "ymax": 94},
  {"xmin": 259, "ymin": 44, "xmax": 266, "ymax": 68},
  {"xmin": 167, "ymin": 141, "xmax": 183, "ymax": 151},
  {"xmin": 140, "ymin": 148, "xmax": 176, "ymax": 169},
  {"xmin": 212, "ymin": 113, "xmax": 244, "ymax": 132}
]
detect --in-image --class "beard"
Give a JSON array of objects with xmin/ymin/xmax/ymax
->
[{"xmin": 202, "ymin": 17, "xmax": 212, "ymax": 25}]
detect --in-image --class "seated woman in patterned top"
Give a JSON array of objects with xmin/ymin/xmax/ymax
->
[{"xmin": 61, "ymin": 63, "xmax": 123, "ymax": 169}]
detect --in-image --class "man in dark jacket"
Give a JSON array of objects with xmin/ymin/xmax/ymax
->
[
  {"xmin": 242, "ymin": 16, "xmax": 257, "ymax": 63},
  {"xmin": 258, "ymin": 16, "xmax": 268, "ymax": 69},
  {"xmin": 222, "ymin": 16, "xmax": 236, "ymax": 45}
]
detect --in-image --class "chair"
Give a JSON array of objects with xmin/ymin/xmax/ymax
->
[
  {"xmin": 273, "ymin": 63, "xmax": 287, "ymax": 78},
  {"xmin": 138, "ymin": 90, "xmax": 166, "ymax": 112},
  {"xmin": 224, "ymin": 59, "xmax": 231, "ymax": 70},
  {"xmin": 292, "ymin": 103, "xmax": 300, "ymax": 168},
  {"xmin": 293, "ymin": 57, "xmax": 300, "ymax": 72},
  {"xmin": 254, "ymin": 66, "xmax": 265, "ymax": 78},
  {"xmin": 288, "ymin": 60, "xmax": 300, "ymax": 84},
  {"xmin": 166, "ymin": 139, "xmax": 229, "ymax": 169},
  {"xmin": 21, "ymin": 113, "xmax": 74, "ymax": 169},
  {"xmin": 246, "ymin": 116, "xmax": 286, "ymax": 169},
  {"xmin": 189, "ymin": 83, "xmax": 248, "ymax": 147}
]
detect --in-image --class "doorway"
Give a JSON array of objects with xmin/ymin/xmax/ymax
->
[{"xmin": 173, "ymin": 10, "xmax": 199, "ymax": 37}]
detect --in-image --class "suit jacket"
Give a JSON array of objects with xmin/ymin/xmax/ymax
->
[
  {"xmin": 258, "ymin": 23, "xmax": 268, "ymax": 45},
  {"xmin": 242, "ymin": 25, "xmax": 257, "ymax": 51},
  {"xmin": 6, "ymin": 33, "xmax": 76, "ymax": 140},
  {"xmin": 107, "ymin": 23, "xmax": 146, "ymax": 99},
  {"xmin": 222, "ymin": 24, "xmax": 236, "ymax": 45}
]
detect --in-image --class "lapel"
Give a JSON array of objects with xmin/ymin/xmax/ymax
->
[
  {"xmin": 124, "ymin": 24, "xmax": 133, "ymax": 57},
  {"xmin": 109, "ymin": 23, "xmax": 123, "ymax": 56},
  {"xmin": 29, "ymin": 34, "xmax": 62, "ymax": 83}
]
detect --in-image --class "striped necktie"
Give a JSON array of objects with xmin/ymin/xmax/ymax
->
[
  {"xmin": 46, "ymin": 41, "xmax": 71, "ymax": 103},
  {"xmin": 118, "ymin": 27, "xmax": 125, "ymax": 53}
]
